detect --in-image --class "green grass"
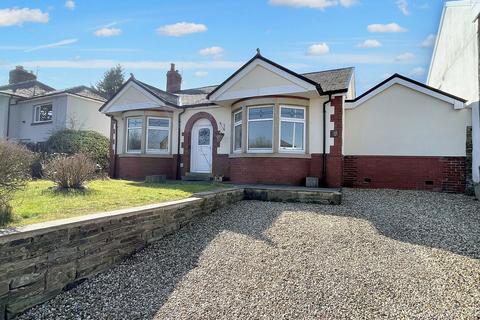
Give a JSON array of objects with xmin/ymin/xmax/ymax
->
[{"xmin": 7, "ymin": 179, "xmax": 224, "ymax": 227}]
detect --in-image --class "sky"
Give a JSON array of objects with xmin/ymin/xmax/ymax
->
[{"xmin": 0, "ymin": 0, "xmax": 445, "ymax": 94}]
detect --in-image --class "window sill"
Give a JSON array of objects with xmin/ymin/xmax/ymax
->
[
  {"xmin": 31, "ymin": 121, "xmax": 53, "ymax": 126},
  {"xmin": 229, "ymin": 153, "xmax": 311, "ymax": 159},
  {"xmin": 118, "ymin": 153, "xmax": 173, "ymax": 158}
]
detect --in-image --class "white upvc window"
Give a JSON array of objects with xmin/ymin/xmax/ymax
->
[
  {"xmin": 146, "ymin": 117, "xmax": 170, "ymax": 154},
  {"xmin": 126, "ymin": 117, "xmax": 143, "ymax": 154},
  {"xmin": 279, "ymin": 105, "xmax": 305, "ymax": 152},
  {"xmin": 247, "ymin": 105, "xmax": 274, "ymax": 153},
  {"xmin": 233, "ymin": 110, "xmax": 242, "ymax": 152},
  {"xmin": 33, "ymin": 104, "xmax": 53, "ymax": 123}
]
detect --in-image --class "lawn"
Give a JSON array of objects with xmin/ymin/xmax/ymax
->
[{"xmin": 7, "ymin": 179, "xmax": 224, "ymax": 227}]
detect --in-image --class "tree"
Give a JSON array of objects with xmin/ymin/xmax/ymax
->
[{"xmin": 95, "ymin": 64, "xmax": 125, "ymax": 99}]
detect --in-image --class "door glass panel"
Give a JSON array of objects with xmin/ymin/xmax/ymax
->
[{"xmin": 198, "ymin": 128, "xmax": 211, "ymax": 146}]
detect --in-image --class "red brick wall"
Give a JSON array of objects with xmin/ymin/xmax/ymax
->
[
  {"xmin": 326, "ymin": 96, "xmax": 344, "ymax": 187},
  {"xmin": 115, "ymin": 156, "xmax": 177, "ymax": 180},
  {"xmin": 344, "ymin": 155, "xmax": 466, "ymax": 193},
  {"xmin": 229, "ymin": 155, "xmax": 325, "ymax": 185}
]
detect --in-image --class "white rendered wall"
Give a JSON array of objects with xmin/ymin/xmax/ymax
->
[
  {"xmin": 66, "ymin": 95, "xmax": 109, "ymax": 137},
  {"xmin": 8, "ymin": 95, "xmax": 67, "ymax": 142},
  {"xmin": 344, "ymin": 84, "xmax": 471, "ymax": 156}
]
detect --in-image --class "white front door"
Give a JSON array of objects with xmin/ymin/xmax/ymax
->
[{"xmin": 191, "ymin": 119, "xmax": 213, "ymax": 173}]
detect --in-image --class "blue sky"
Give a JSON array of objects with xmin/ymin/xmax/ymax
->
[{"xmin": 0, "ymin": 0, "xmax": 445, "ymax": 94}]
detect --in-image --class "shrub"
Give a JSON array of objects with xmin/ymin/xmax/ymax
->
[
  {"xmin": 0, "ymin": 140, "xmax": 34, "ymax": 225},
  {"xmin": 46, "ymin": 129, "xmax": 110, "ymax": 171},
  {"xmin": 43, "ymin": 154, "xmax": 96, "ymax": 189}
]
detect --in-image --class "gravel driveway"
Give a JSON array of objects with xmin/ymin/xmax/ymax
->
[{"xmin": 18, "ymin": 189, "xmax": 480, "ymax": 319}]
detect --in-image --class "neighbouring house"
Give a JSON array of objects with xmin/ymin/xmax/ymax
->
[
  {"xmin": 427, "ymin": 0, "xmax": 480, "ymax": 186},
  {"xmin": 0, "ymin": 66, "xmax": 110, "ymax": 145},
  {"xmin": 101, "ymin": 51, "xmax": 471, "ymax": 192}
]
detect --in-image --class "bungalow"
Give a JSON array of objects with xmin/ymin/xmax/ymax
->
[{"xmin": 101, "ymin": 50, "xmax": 471, "ymax": 192}]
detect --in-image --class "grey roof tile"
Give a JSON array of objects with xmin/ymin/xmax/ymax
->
[
  {"xmin": 134, "ymin": 79, "xmax": 179, "ymax": 106},
  {"xmin": 0, "ymin": 80, "xmax": 55, "ymax": 98},
  {"xmin": 302, "ymin": 67, "xmax": 355, "ymax": 92}
]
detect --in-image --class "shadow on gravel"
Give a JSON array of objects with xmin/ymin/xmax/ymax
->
[
  {"xmin": 17, "ymin": 201, "xmax": 283, "ymax": 320},
  {"xmin": 324, "ymin": 188, "xmax": 480, "ymax": 260}
]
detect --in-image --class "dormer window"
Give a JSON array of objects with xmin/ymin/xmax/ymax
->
[{"xmin": 33, "ymin": 104, "xmax": 52, "ymax": 123}]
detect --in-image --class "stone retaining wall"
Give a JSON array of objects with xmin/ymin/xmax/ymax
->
[
  {"xmin": 0, "ymin": 186, "xmax": 341, "ymax": 319},
  {"xmin": 0, "ymin": 188, "xmax": 244, "ymax": 319}
]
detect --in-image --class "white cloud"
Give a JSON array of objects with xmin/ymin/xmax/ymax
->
[
  {"xmin": 195, "ymin": 71, "xmax": 209, "ymax": 77},
  {"xmin": 339, "ymin": 0, "xmax": 358, "ymax": 7},
  {"xmin": 268, "ymin": 0, "xmax": 358, "ymax": 10},
  {"xmin": 0, "ymin": 8, "xmax": 49, "ymax": 27},
  {"xmin": 396, "ymin": 0, "xmax": 409, "ymax": 15},
  {"xmin": 12, "ymin": 59, "xmax": 243, "ymax": 70},
  {"xmin": 94, "ymin": 27, "xmax": 122, "ymax": 37},
  {"xmin": 307, "ymin": 43, "xmax": 330, "ymax": 55},
  {"xmin": 395, "ymin": 52, "xmax": 415, "ymax": 61},
  {"xmin": 367, "ymin": 23, "xmax": 407, "ymax": 33},
  {"xmin": 198, "ymin": 46, "xmax": 224, "ymax": 58},
  {"xmin": 421, "ymin": 34, "xmax": 436, "ymax": 48},
  {"xmin": 24, "ymin": 38, "xmax": 78, "ymax": 52},
  {"xmin": 409, "ymin": 67, "xmax": 425, "ymax": 77},
  {"xmin": 157, "ymin": 22, "xmax": 207, "ymax": 37},
  {"xmin": 65, "ymin": 0, "xmax": 75, "ymax": 10},
  {"xmin": 357, "ymin": 39, "xmax": 382, "ymax": 48}
]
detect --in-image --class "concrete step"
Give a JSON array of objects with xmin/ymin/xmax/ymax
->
[{"xmin": 182, "ymin": 172, "xmax": 212, "ymax": 181}]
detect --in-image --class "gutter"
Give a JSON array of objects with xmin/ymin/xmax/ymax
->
[
  {"xmin": 6, "ymin": 96, "xmax": 12, "ymax": 139},
  {"xmin": 322, "ymin": 94, "xmax": 332, "ymax": 187},
  {"xmin": 108, "ymin": 115, "xmax": 118, "ymax": 178},
  {"xmin": 176, "ymin": 107, "xmax": 187, "ymax": 180}
]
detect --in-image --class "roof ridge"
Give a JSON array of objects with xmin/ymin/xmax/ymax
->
[{"xmin": 301, "ymin": 66, "xmax": 355, "ymax": 75}]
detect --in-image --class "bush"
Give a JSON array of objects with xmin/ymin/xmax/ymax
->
[
  {"xmin": 46, "ymin": 129, "xmax": 110, "ymax": 171},
  {"xmin": 44, "ymin": 154, "xmax": 97, "ymax": 189},
  {"xmin": 0, "ymin": 140, "xmax": 34, "ymax": 225}
]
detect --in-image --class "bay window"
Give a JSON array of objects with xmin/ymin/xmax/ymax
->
[
  {"xmin": 146, "ymin": 117, "xmax": 170, "ymax": 153},
  {"xmin": 279, "ymin": 106, "xmax": 305, "ymax": 152},
  {"xmin": 247, "ymin": 106, "xmax": 273, "ymax": 152},
  {"xmin": 233, "ymin": 110, "xmax": 242, "ymax": 152},
  {"xmin": 126, "ymin": 117, "xmax": 143, "ymax": 153}
]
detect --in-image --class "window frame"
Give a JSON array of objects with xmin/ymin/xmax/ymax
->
[
  {"xmin": 145, "ymin": 116, "xmax": 171, "ymax": 154},
  {"xmin": 33, "ymin": 104, "xmax": 53, "ymax": 124},
  {"xmin": 233, "ymin": 109, "xmax": 242, "ymax": 153},
  {"xmin": 247, "ymin": 105, "xmax": 274, "ymax": 153},
  {"xmin": 279, "ymin": 105, "xmax": 306, "ymax": 153},
  {"xmin": 125, "ymin": 116, "xmax": 143, "ymax": 154}
]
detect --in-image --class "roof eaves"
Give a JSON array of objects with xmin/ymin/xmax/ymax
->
[{"xmin": 345, "ymin": 73, "xmax": 467, "ymax": 103}]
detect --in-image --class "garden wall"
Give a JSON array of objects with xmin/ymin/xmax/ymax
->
[{"xmin": 0, "ymin": 188, "xmax": 244, "ymax": 319}]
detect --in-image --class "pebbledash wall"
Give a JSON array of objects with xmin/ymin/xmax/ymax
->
[
  {"xmin": 344, "ymin": 84, "xmax": 471, "ymax": 193},
  {"xmin": 0, "ymin": 187, "xmax": 341, "ymax": 319}
]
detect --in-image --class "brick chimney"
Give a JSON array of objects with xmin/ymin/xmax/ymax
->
[
  {"xmin": 9, "ymin": 66, "xmax": 36, "ymax": 84},
  {"xmin": 166, "ymin": 63, "xmax": 181, "ymax": 93}
]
